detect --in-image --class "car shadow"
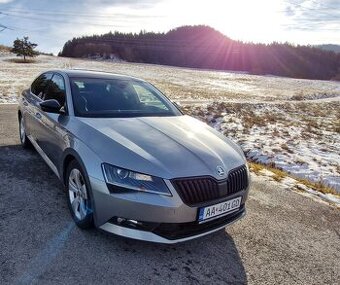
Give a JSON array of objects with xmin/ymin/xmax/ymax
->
[
  {"xmin": 0, "ymin": 144, "xmax": 247, "ymax": 284},
  {"xmin": 0, "ymin": 144, "xmax": 63, "ymax": 186},
  {"xmin": 97, "ymin": 229, "xmax": 248, "ymax": 284}
]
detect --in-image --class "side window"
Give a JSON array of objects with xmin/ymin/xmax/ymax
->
[
  {"xmin": 31, "ymin": 73, "xmax": 53, "ymax": 98},
  {"xmin": 43, "ymin": 74, "xmax": 66, "ymax": 106}
]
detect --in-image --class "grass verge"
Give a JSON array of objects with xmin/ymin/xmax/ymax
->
[{"xmin": 249, "ymin": 161, "xmax": 339, "ymax": 196}]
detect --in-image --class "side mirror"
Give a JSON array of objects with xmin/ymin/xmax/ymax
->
[{"xmin": 40, "ymin": 99, "xmax": 62, "ymax": 113}]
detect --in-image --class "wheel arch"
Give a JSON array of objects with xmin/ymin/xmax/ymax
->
[
  {"xmin": 61, "ymin": 148, "xmax": 88, "ymax": 187},
  {"xmin": 61, "ymin": 147, "xmax": 98, "ymax": 226}
]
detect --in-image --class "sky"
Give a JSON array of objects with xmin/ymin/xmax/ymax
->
[{"xmin": 0, "ymin": 0, "xmax": 339, "ymax": 54}]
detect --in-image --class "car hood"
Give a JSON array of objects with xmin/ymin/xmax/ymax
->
[{"xmin": 76, "ymin": 115, "xmax": 246, "ymax": 180}]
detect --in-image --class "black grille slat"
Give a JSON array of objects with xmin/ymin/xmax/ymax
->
[
  {"xmin": 210, "ymin": 181, "xmax": 216, "ymax": 198},
  {"xmin": 233, "ymin": 173, "xmax": 236, "ymax": 193},
  {"xmin": 195, "ymin": 180, "xmax": 204, "ymax": 202},
  {"xmin": 236, "ymin": 170, "xmax": 240, "ymax": 193},
  {"xmin": 193, "ymin": 180, "xmax": 202, "ymax": 202},
  {"xmin": 240, "ymin": 168, "xmax": 245, "ymax": 191},
  {"xmin": 184, "ymin": 181, "xmax": 193, "ymax": 203},
  {"xmin": 202, "ymin": 179, "xmax": 210, "ymax": 201},
  {"xmin": 181, "ymin": 182, "xmax": 189, "ymax": 203},
  {"xmin": 230, "ymin": 172, "xmax": 234, "ymax": 194},
  {"xmin": 172, "ymin": 165, "xmax": 248, "ymax": 206},
  {"xmin": 198, "ymin": 180, "xmax": 205, "ymax": 201},
  {"xmin": 237, "ymin": 169, "xmax": 242, "ymax": 191}
]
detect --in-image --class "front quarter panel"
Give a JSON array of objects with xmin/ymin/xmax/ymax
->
[{"xmin": 61, "ymin": 133, "xmax": 108, "ymax": 227}]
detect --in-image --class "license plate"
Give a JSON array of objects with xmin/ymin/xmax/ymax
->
[{"xmin": 198, "ymin": 197, "xmax": 242, "ymax": 222}]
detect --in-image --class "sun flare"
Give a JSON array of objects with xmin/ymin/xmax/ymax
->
[{"xmin": 153, "ymin": 0, "xmax": 286, "ymax": 43}]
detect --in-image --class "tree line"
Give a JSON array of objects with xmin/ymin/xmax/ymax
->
[{"xmin": 59, "ymin": 25, "xmax": 340, "ymax": 80}]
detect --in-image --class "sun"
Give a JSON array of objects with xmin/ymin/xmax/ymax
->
[
  {"xmin": 156, "ymin": 0, "xmax": 286, "ymax": 43},
  {"xmin": 207, "ymin": 0, "xmax": 286, "ymax": 43}
]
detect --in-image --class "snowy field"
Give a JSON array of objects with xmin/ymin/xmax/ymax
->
[{"xmin": 1, "ymin": 53, "xmax": 339, "ymax": 205}]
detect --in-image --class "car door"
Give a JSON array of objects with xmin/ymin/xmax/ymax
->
[
  {"xmin": 25, "ymin": 72, "xmax": 53, "ymax": 140},
  {"xmin": 36, "ymin": 73, "xmax": 69, "ymax": 168}
]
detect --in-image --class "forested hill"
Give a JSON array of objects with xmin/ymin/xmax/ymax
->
[
  {"xmin": 59, "ymin": 25, "xmax": 340, "ymax": 80},
  {"xmin": 316, "ymin": 44, "xmax": 340, "ymax": 53}
]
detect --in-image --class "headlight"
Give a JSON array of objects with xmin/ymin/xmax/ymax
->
[{"xmin": 102, "ymin": 163, "xmax": 171, "ymax": 196}]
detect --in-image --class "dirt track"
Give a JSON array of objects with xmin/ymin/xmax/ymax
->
[{"xmin": 0, "ymin": 104, "xmax": 339, "ymax": 285}]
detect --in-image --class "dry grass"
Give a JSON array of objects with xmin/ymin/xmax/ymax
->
[
  {"xmin": 249, "ymin": 162, "xmax": 287, "ymax": 182},
  {"xmin": 5, "ymin": 58, "xmax": 37, "ymax": 64},
  {"xmin": 242, "ymin": 113, "xmax": 266, "ymax": 129},
  {"xmin": 185, "ymin": 102, "xmax": 338, "ymax": 186},
  {"xmin": 291, "ymin": 93, "xmax": 304, "ymax": 100},
  {"xmin": 0, "ymin": 44, "xmax": 11, "ymax": 52},
  {"xmin": 295, "ymin": 178, "xmax": 338, "ymax": 196},
  {"xmin": 281, "ymin": 143, "xmax": 293, "ymax": 154},
  {"xmin": 295, "ymin": 158, "xmax": 306, "ymax": 165},
  {"xmin": 249, "ymin": 162, "xmax": 339, "ymax": 196},
  {"xmin": 334, "ymin": 120, "xmax": 340, "ymax": 134},
  {"xmin": 249, "ymin": 162, "xmax": 265, "ymax": 175}
]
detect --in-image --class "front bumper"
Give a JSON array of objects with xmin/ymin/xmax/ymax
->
[
  {"xmin": 99, "ymin": 208, "xmax": 246, "ymax": 244},
  {"xmin": 90, "ymin": 176, "xmax": 248, "ymax": 243}
]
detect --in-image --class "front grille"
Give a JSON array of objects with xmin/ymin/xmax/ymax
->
[{"xmin": 171, "ymin": 165, "xmax": 248, "ymax": 206}]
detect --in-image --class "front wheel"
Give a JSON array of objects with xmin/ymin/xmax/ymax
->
[
  {"xmin": 19, "ymin": 115, "xmax": 32, "ymax": 149},
  {"xmin": 66, "ymin": 160, "xmax": 94, "ymax": 229}
]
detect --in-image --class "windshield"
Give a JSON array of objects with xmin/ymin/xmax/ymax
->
[{"xmin": 70, "ymin": 77, "xmax": 181, "ymax": 118}]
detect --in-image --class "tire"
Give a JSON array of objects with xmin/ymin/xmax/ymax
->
[
  {"xmin": 19, "ymin": 115, "xmax": 32, "ymax": 149},
  {"xmin": 66, "ymin": 160, "xmax": 94, "ymax": 229}
]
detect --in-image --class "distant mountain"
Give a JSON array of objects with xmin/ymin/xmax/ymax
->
[
  {"xmin": 315, "ymin": 44, "xmax": 340, "ymax": 53},
  {"xmin": 59, "ymin": 25, "xmax": 340, "ymax": 81}
]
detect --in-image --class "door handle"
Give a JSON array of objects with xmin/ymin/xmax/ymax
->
[
  {"xmin": 22, "ymin": 98, "xmax": 28, "ymax": 106},
  {"xmin": 35, "ymin": 112, "xmax": 42, "ymax": 119}
]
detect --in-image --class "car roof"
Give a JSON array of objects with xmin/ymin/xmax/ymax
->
[{"xmin": 48, "ymin": 69, "xmax": 144, "ymax": 81}]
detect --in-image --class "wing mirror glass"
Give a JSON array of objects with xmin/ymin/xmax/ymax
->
[{"xmin": 40, "ymin": 99, "xmax": 62, "ymax": 113}]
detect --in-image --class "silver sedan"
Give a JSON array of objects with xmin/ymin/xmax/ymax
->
[{"xmin": 18, "ymin": 69, "xmax": 250, "ymax": 243}]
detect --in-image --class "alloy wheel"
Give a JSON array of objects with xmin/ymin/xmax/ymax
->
[
  {"xmin": 68, "ymin": 168, "xmax": 89, "ymax": 221},
  {"xmin": 20, "ymin": 117, "xmax": 26, "ymax": 143}
]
